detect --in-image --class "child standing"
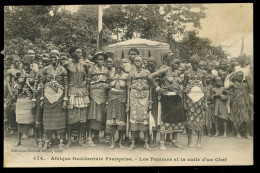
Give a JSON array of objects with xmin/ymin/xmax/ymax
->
[
  {"xmin": 211, "ymin": 77, "xmax": 229, "ymax": 138},
  {"xmin": 229, "ymin": 71, "xmax": 252, "ymax": 139},
  {"xmin": 205, "ymin": 74, "xmax": 214, "ymax": 136}
]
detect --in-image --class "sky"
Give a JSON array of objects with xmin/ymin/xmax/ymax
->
[
  {"xmin": 65, "ymin": 4, "xmax": 253, "ymax": 58},
  {"xmin": 198, "ymin": 3, "xmax": 253, "ymax": 57}
]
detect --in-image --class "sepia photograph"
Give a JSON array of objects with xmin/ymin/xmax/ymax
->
[{"xmin": 3, "ymin": 3, "xmax": 253, "ymax": 167}]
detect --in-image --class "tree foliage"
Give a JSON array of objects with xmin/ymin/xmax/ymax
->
[{"xmin": 4, "ymin": 5, "xmax": 228, "ymax": 61}]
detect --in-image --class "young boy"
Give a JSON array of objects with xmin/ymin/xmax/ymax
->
[
  {"xmin": 228, "ymin": 71, "xmax": 252, "ymax": 139},
  {"xmin": 211, "ymin": 77, "xmax": 229, "ymax": 138},
  {"xmin": 205, "ymin": 74, "xmax": 214, "ymax": 136}
]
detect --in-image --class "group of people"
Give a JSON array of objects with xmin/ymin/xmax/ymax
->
[{"xmin": 4, "ymin": 46, "xmax": 253, "ymax": 151}]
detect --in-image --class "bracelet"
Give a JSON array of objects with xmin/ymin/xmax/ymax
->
[
  {"xmin": 155, "ymin": 86, "xmax": 160, "ymax": 91},
  {"xmin": 40, "ymin": 97, "xmax": 44, "ymax": 100},
  {"xmin": 63, "ymin": 97, "xmax": 68, "ymax": 101},
  {"xmin": 149, "ymin": 101, "xmax": 153, "ymax": 103},
  {"xmin": 32, "ymin": 99, "xmax": 36, "ymax": 102}
]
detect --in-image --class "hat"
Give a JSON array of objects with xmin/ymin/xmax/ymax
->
[
  {"xmin": 27, "ymin": 50, "xmax": 35, "ymax": 54},
  {"xmin": 134, "ymin": 56, "xmax": 142, "ymax": 62},
  {"xmin": 91, "ymin": 51, "xmax": 108, "ymax": 63},
  {"xmin": 162, "ymin": 50, "xmax": 172, "ymax": 60}
]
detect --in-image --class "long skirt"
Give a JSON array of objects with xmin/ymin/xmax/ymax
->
[
  {"xmin": 160, "ymin": 94, "xmax": 185, "ymax": 133},
  {"xmin": 16, "ymin": 96, "xmax": 35, "ymax": 135},
  {"xmin": 43, "ymin": 95, "xmax": 66, "ymax": 133},
  {"xmin": 105, "ymin": 99, "xmax": 126, "ymax": 134},
  {"xmin": 231, "ymin": 91, "xmax": 250, "ymax": 130},
  {"xmin": 129, "ymin": 88, "xmax": 149, "ymax": 131},
  {"xmin": 184, "ymin": 95, "xmax": 206, "ymax": 132},
  {"xmin": 88, "ymin": 97, "xmax": 106, "ymax": 131}
]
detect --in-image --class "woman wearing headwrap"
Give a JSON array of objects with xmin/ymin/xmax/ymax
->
[
  {"xmin": 14, "ymin": 58, "xmax": 37, "ymax": 147},
  {"xmin": 148, "ymin": 57, "xmax": 185, "ymax": 150},
  {"xmin": 183, "ymin": 54, "xmax": 206, "ymax": 148},
  {"xmin": 87, "ymin": 51, "xmax": 110, "ymax": 145},
  {"xmin": 126, "ymin": 56, "xmax": 151, "ymax": 150},
  {"xmin": 105, "ymin": 59, "xmax": 128, "ymax": 149},
  {"xmin": 41, "ymin": 50, "xmax": 68, "ymax": 150},
  {"xmin": 63, "ymin": 47, "xmax": 90, "ymax": 148}
]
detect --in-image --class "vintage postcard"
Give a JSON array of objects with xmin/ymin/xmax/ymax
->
[{"xmin": 3, "ymin": 3, "xmax": 253, "ymax": 167}]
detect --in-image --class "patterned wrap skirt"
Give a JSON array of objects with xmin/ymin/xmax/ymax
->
[
  {"xmin": 105, "ymin": 89, "xmax": 127, "ymax": 134},
  {"xmin": 129, "ymin": 88, "xmax": 149, "ymax": 132},
  {"xmin": 184, "ymin": 95, "xmax": 206, "ymax": 132}
]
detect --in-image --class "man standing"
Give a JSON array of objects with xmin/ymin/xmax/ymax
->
[
  {"xmin": 63, "ymin": 47, "xmax": 90, "ymax": 148},
  {"xmin": 27, "ymin": 50, "xmax": 39, "ymax": 73}
]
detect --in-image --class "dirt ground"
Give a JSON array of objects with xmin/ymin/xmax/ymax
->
[{"xmin": 4, "ymin": 131, "xmax": 253, "ymax": 167}]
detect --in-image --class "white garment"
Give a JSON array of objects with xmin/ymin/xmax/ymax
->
[
  {"xmin": 211, "ymin": 69, "xmax": 218, "ymax": 76},
  {"xmin": 187, "ymin": 86, "xmax": 204, "ymax": 103},
  {"xmin": 235, "ymin": 65, "xmax": 250, "ymax": 81}
]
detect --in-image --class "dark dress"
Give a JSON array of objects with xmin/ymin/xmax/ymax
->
[
  {"xmin": 42, "ymin": 65, "xmax": 67, "ymax": 133},
  {"xmin": 160, "ymin": 68, "xmax": 185, "ymax": 133}
]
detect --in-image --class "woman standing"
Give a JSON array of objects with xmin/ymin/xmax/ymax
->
[
  {"xmin": 183, "ymin": 54, "xmax": 206, "ymax": 148},
  {"xmin": 87, "ymin": 52, "xmax": 110, "ymax": 145},
  {"xmin": 14, "ymin": 59, "xmax": 37, "ymax": 146},
  {"xmin": 34, "ymin": 55, "xmax": 50, "ymax": 148},
  {"xmin": 127, "ymin": 56, "xmax": 151, "ymax": 150},
  {"xmin": 148, "ymin": 58, "xmax": 185, "ymax": 150},
  {"xmin": 105, "ymin": 59, "xmax": 128, "ymax": 149},
  {"xmin": 41, "ymin": 50, "xmax": 68, "ymax": 150}
]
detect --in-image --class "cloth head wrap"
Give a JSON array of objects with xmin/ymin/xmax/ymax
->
[
  {"xmin": 134, "ymin": 56, "xmax": 142, "ymax": 62},
  {"xmin": 49, "ymin": 50, "xmax": 60, "ymax": 59}
]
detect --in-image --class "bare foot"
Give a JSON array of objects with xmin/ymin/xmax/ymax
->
[
  {"xmin": 129, "ymin": 143, "xmax": 136, "ymax": 150},
  {"xmin": 246, "ymin": 135, "xmax": 252, "ymax": 140},
  {"xmin": 214, "ymin": 132, "xmax": 219, "ymax": 137},
  {"xmin": 208, "ymin": 133, "xmax": 212, "ymax": 137},
  {"xmin": 22, "ymin": 134, "xmax": 28, "ymax": 139},
  {"xmin": 64, "ymin": 142, "xmax": 72, "ymax": 149},
  {"xmin": 222, "ymin": 134, "xmax": 227, "ymax": 138},
  {"xmin": 58, "ymin": 143, "xmax": 64, "ymax": 150},
  {"xmin": 188, "ymin": 144, "xmax": 195, "ymax": 148},
  {"xmin": 172, "ymin": 142, "xmax": 184, "ymax": 148},
  {"xmin": 119, "ymin": 144, "xmax": 125, "ymax": 149},
  {"xmin": 150, "ymin": 141, "xmax": 158, "ymax": 148},
  {"xmin": 79, "ymin": 142, "xmax": 88, "ymax": 147},
  {"xmin": 88, "ymin": 141, "xmax": 97, "ymax": 147},
  {"xmin": 236, "ymin": 133, "xmax": 242, "ymax": 139},
  {"xmin": 195, "ymin": 143, "xmax": 202, "ymax": 148},
  {"xmin": 14, "ymin": 141, "xmax": 21, "ymax": 147},
  {"xmin": 109, "ymin": 144, "xmax": 115, "ymax": 149},
  {"xmin": 228, "ymin": 130, "xmax": 236, "ymax": 137},
  {"xmin": 144, "ymin": 144, "xmax": 151, "ymax": 150}
]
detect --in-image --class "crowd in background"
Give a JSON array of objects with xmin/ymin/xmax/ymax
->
[{"xmin": 4, "ymin": 46, "xmax": 253, "ymax": 151}]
